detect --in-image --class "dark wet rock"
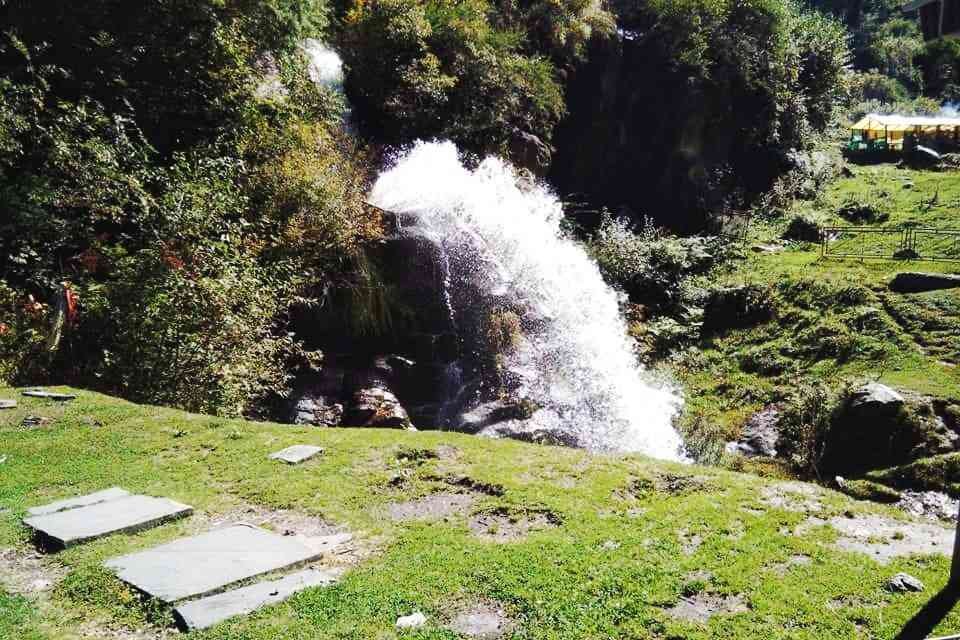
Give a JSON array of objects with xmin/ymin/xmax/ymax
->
[
  {"xmin": 821, "ymin": 384, "xmax": 939, "ymax": 476},
  {"xmin": 455, "ymin": 400, "xmax": 536, "ymax": 433},
  {"xmin": 726, "ymin": 405, "xmax": 781, "ymax": 457},
  {"xmin": 890, "ymin": 272, "xmax": 960, "ymax": 293},
  {"xmin": 509, "ymin": 129, "xmax": 553, "ymax": 176},
  {"xmin": 886, "ymin": 573, "xmax": 924, "ymax": 593},
  {"xmin": 479, "ymin": 423, "xmax": 582, "ymax": 448}
]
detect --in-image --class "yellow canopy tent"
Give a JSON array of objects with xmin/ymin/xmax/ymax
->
[{"xmin": 848, "ymin": 114, "xmax": 960, "ymax": 152}]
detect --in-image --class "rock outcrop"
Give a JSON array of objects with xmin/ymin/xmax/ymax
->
[
  {"xmin": 889, "ymin": 272, "xmax": 960, "ymax": 293},
  {"xmin": 726, "ymin": 405, "xmax": 781, "ymax": 457}
]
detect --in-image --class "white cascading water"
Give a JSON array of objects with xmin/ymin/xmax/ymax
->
[{"xmin": 369, "ymin": 141, "xmax": 684, "ymax": 460}]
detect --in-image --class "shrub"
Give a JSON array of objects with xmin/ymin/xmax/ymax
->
[
  {"xmin": 837, "ymin": 196, "xmax": 890, "ymax": 224},
  {"xmin": 776, "ymin": 381, "xmax": 845, "ymax": 479},
  {"xmin": 782, "ymin": 213, "xmax": 822, "ymax": 242},
  {"xmin": 0, "ymin": 0, "xmax": 386, "ymax": 416},
  {"xmin": 339, "ymin": 0, "xmax": 586, "ymax": 158},
  {"xmin": 588, "ymin": 214, "xmax": 722, "ymax": 314},
  {"xmin": 702, "ymin": 285, "xmax": 775, "ymax": 334}
]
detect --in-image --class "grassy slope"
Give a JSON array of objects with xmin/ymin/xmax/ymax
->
[
  {"xmin": 1, "ymin": 388, "xmax": 958, "ymax": 639},
  {"xmin": 671, "ymin": 163, "xmax": 960, "ymax": 448}
]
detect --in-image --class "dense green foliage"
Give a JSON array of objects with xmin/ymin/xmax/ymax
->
[
  {"xmin": 339, "ymin": 0, "xmax": 611, "ymax": 157},
  {"xmin": 0, "ymin": 0, "xmax": 383, "ymax": 414},
  {"xmin": 551, "ymin": 0, "xmax": 850, "ymax": 231}
]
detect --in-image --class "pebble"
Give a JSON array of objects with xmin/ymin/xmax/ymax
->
[{"xmin": 396, "ymin": 611, "xmax": 427, "ymax": 630}]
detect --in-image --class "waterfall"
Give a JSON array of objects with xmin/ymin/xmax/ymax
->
[{"xmin": 369, "ymin": 141, "xmax": 684, "ymax": 460}]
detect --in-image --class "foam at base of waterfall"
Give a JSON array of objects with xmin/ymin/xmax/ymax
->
[{"xmin": 369, "ymin": 141, "xmax": 684, "ymax": 460}]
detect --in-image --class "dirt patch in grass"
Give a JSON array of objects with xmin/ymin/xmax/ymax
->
[
  {"xmin": 446, "ymin": 600, "xmax": 515, "ymax": 639},
  {"xmin": 761, "ymin": 481, "xmax": 824, "ymax": 513},
  {"xmin": 616, "ymin": 473, "xmax": 714, "ymax": 501},
  {"xmin": 769, "ymin": 554, "xmax": 812, "ymax": 575},
  {"xmin": 827, "ymin": 514, "xmax": 952, "ymax": 563},
  {"xmin": 387, "ymin": 493, "xmax": 477, "ymax": 521},
  {"xmin": 387, "ymin": 473, "xmax": 505, "ymax": 522},
  {"xmin": 663, "ymin": 593, "xmax": 749, "ymax": 624},
  {"xmin": 0, "ymin": 547, "xmax": 68, "ymax": 595},
  {"xmin": 438, "ymin": 475, "xmax": 505, "ymax": 497},
  {"xmin": 468, "ymin": 508, "xmax": 560, "ymax": 542},
  {"xmin": 75, "ymin": 619, "xmax": 174, "ymax": 640},
  {"xmin": 678, "ymin": 530, "xmax": 704, "ymax": 556}
]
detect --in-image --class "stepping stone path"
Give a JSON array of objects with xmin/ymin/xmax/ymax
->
[
  {"xmin": 104, "ymin": 524, "xmax": 335, "ymax": 603},
  {"xmin": 23, "ymin": 489, "xmax": 193, "ymax": 550},
  {"xmin": 269, "ymin": 444, "xmax": 323, "ymax": 465},
  {"xmin": 173, "ymin": 568, "xmax": 338, "ymax": 631},
  {"xmin": 26, "ymin": 487, "xmax": 130, "ymax": 517},
  {"xmin": 0, "ymin": 399, "xmax": 16, "ymax": 409},
  {"xmin": 21, "ymin": 390, "xmax": 76, "ymax": 401}
]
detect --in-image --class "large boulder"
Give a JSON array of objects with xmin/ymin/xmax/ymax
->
[
  {"xmin": 889, "ymin": 272, "xmax": 960, "ymax": 293},
  {"xmin": 345, "ymin": 386, "xmax": 411, "ymax": 428},
  {"xmin": 288, "ymin": 369, "xmax": 346, "ymax": 427},
  {"xmin": 848, "ymin": 383, "xmax": 904, "ymax": 418},
  {"xmin": 822, "ymin": 385, "xmax": 958, "ymax": 476}
]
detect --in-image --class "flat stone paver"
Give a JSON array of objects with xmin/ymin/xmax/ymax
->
[
  {"xmin": 0, "ymin": 399, "xmax": 16, "ymax": 409},
  {"xmin": 104, "ymin": 524, "xmax": 327, "ymax": 602},
  {"xmin": 269, "ymin": 445, "xmax": 323, "ymax": 465},
  {"xmin": 21, "ymin": 390, "xmax": 76, "ymax": 401},
  {"xmin": 27, "ymin": 487, "xmax": 131, "ymax": 517},
  {"xmin": 24, "ymin": 495, "xmax": 193, "ymax": 550},
  {"xmin": 173, "ymin": 568, "xmax": 338, "ymax": 630}
]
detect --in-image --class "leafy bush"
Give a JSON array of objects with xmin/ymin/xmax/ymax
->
[
  {"xmin": 588, "ymin": 214, "xmax": 722, "ymax": 314},
  {"xmin": 339, "ymin": 0, "xmax": 597, "ymax": 158},
  {"xmin": 0, "ymin": 0, "xmax": 386, "ymax": 415},
  {"xmin": 776, "ymin": 381, "xmax": 845, "ymax": 479},
  {"xmin": 781, "ymin": 213, "xmax": 822, "ymax": 242},
  {"xmin": 837, "ymin": 195, "xmax": 891, "ymax": 224}
]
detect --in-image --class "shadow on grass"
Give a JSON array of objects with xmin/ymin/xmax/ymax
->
[{"xmin": 895, "ymin": 584, "xmax": 960, "ymax": 640}]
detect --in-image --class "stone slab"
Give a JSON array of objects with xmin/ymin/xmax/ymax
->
[
  {"xmin": 269, "ymin": 445, "xmax": 323, "ymax": 465},
  {"xmin": 105, "ymin": 524, "xmax": 325, "ymax": 603},
  {"xmin": 21, "ymin": 390, "xmax": 76, "ymax": 401},
  {"xmin": 24, "ymin": 494, "xmax": 193, "ymax": 550},
  {"xmin": 0, "ymin": 399, "xmax": 16, "ymax": 409},
  {"xmin": 173, "ymin": 568, "xmax": 338, "ymax": 630},
  {"xmin": 27, "ymin": 487, "xmax": 131, "ymax": 517}
]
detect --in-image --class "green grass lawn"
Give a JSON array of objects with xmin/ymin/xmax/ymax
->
[
  {"xmin": 670, "ymin": 163, "xmax": 960, "ymax": 451},
  {"xmin": 1, "ymin": 387, "xmax": 959, "ymax": 639}
]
